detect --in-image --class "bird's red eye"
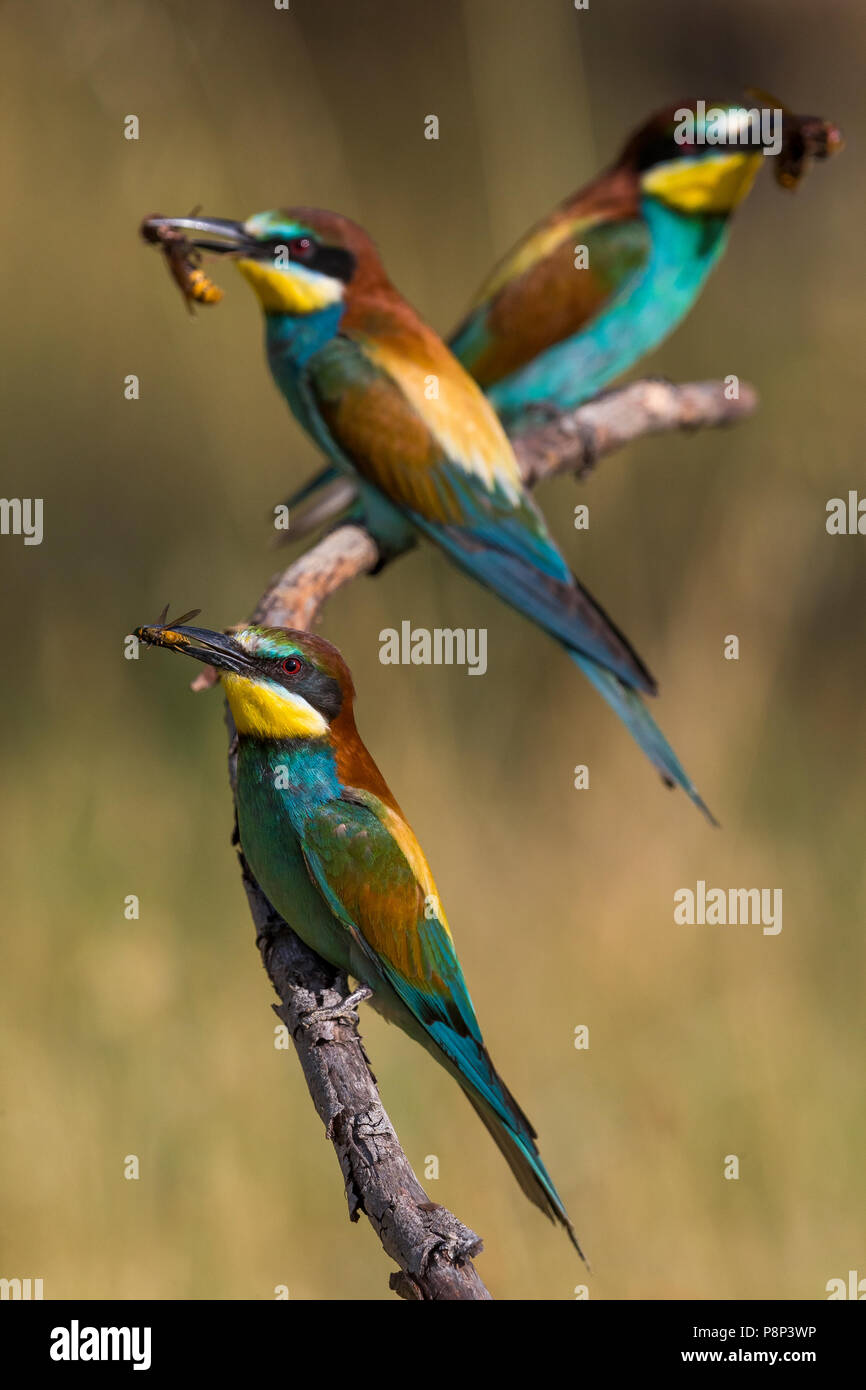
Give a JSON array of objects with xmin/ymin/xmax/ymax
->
[
  {"xmin": 289, "ymin": 237, "xmax": 314, "ymax": 260},
  {"xmin": 282, "ymin": 656, "xmax": 302, "ymax": 675}
]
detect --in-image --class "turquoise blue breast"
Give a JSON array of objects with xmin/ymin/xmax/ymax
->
[{"xmin": 235, "ymin": 737, "xmax": 355, "ymax": 975}]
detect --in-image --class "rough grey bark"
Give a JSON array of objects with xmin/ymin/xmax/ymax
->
[
  {"xmin": 237, "ymin": 846, "xmax": 491, "ymax": 1300},
  {"xmin": 511, "ymin": 377, "xmax": 757, "ymax": 486},
  {"xmin": 207, "ymin": 376, "xmax": 757, "ymax": 1299}
]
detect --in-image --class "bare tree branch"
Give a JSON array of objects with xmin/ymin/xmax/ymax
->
[
  {"xmin": 213, "ymin": 376, "xmax": 757, "ymax": 1299},
  {"xmin": 255, "ymin": 524, "xmax": 380, "ymax": 628},
  {"xmin": 511, "ymin": 377, "xmax": 757, "ymax": 486},
  {"xmin": 235, "ymin": 835, "xmax": 491, "ymax": 1300}
]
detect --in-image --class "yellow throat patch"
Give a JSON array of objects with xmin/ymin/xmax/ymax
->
[
  {"xmin": 235, "ymin": 258, "xmax": 343, "ymax": 314},
  {"xmin": 221, "ymin": 673, "xmax": 328, "ymax": 739},
  {"xmin": 641, "ymin": 152, "xmax": 764, "ymax": 215}
]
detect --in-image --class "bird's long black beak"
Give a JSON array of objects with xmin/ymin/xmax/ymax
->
[
  {"xmin": 135, "ymin": 623, "xmax": 254, "ymax": 674},
  {"xmin": 140, "ymin": 215, "xmax": 255, "ymax": 255}
]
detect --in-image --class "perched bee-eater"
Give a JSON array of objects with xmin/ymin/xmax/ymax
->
[
  {"xmin": 136, "ymin": 618, "xmax": 583, "ymax": 1253},
  {"xmin": 450, "ymin": 98, "xmax": 842, "ymax": 428},
  {"xmin": 142, "ymin": 208, "xmax": 712, "ymax": 818}
]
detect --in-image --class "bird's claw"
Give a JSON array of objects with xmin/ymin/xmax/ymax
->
[{"xmin": 302, "ymin": 985, "xmax": 372, "ymax": 1029}]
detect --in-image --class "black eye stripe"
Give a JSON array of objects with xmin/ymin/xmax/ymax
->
[
  {"xmin": 254, "ymin": 657, "xmax": 344, "ymax": 722},
  {"xmin": 252, "ymin": 237, "xmax": 356, "ymax": 284},
  {"xmin": 637, "ymin": 124, "xmax": 766, "ymax": 171}
]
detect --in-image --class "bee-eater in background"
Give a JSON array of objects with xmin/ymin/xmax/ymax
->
[
  {"xmin": 450, "ymin": 98, "xmax": 842, "ymax": 429},
  {"xmin": 142, "ymin": 208, "xmax": 713, "ymax": 819},
  {"xmin": 136, "ymin": 618, "xmax": 583, "ymax": 1254}
]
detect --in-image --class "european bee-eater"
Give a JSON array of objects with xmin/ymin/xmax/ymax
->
[
  {"xmin": 450, "ymin": 98, "xmax": 842, "ymax": 429},
  {"xmin": 136, "ymin": 618, "xmax": 583, "ymax": 1253},
  {"xmin": 142, "ymin": 208, "xmax": 712, "ymax": 819}
]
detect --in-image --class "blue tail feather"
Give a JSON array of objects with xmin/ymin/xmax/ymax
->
[
  {"xmin": 465, "ymin": 1089, "xmax": 587, "ymax": 1261},
  {"xmin": 572, "ymin": 651, "xmax": 717, "ymax": 824},
  {"xmin": 405, "ymin": 509, "xmax": 714, "ymax": 821}
]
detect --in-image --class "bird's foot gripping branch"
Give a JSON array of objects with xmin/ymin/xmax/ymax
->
[{"xmin": 298, "ymin": 984, "xmax": 374, "ymax": 1031}]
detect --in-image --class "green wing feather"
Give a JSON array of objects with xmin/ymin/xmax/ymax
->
[
  {"xmin": 295, "ymin": 785, "xmax": 580, "ymax": 1245},
  {"xmin": 302, "ymin": 332, "xmax": 656, "ymax": 691},
  {"xmin": 297, "ymin": 788, "xmax": 537, "ymax": 1130}
]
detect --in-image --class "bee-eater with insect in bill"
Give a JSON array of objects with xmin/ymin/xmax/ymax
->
[
  {"xmin": 135, "ymin": 617, "xmax": 584, "ymax": 1255},
  {"xmin": 141, "ymin": 207, "xmax": 714, "ymax": 820},
  {"xmin": 449, "ymin": 96, "xmax": 843, "ymax": 430}
]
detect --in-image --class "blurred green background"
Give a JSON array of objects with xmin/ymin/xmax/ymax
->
[{"xmin": 1, "ymin": 0, "xmax": 864, "ymax": 1301}]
